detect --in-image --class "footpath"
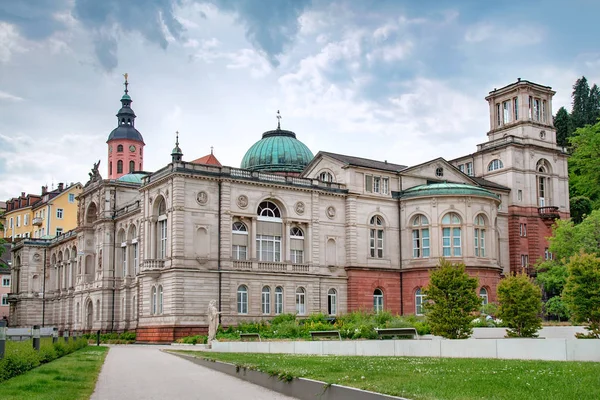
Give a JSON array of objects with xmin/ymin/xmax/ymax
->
[{"xmin": 91, "ymin": 345, "xmax": 297, "ymax": 400}]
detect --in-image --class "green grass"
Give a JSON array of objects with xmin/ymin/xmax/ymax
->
[
  {"xmin": 178, "ymin": 351, "xmax": 600, "ymax": 400},
  {"xmin": 0, "ymin": 346, "xmax": 108, "ymax": 400}
]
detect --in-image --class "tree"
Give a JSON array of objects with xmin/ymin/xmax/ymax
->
[
  {"xmin": 571, "ymin": 76, "xmax": 591, "ymax": 129},
  {"xmin": 544, "ymin": 296, "xmax": 570, "ymax": 321},
  {"xmin": 554, "ymin": 106, "xmax": 572, "ymax": 148},
  {"xmin": 570, "ymin": 196, "xmax": 593, "ymax": 224},
  {"xmin": 497, "ymin": 272, "xmax": 542, "ymax": 337},
  {"xmin": 569, "ymin": 122, "xmax": 600, "ymax": 208},
  {"xmin": 563, "ymin": 253, "xmax": 600, "ymax": 337},
  {"xmin": 423, "ymin": 259, "xmax": 480, "ymax": 339},
  {"xmin": 587, "ymin": 84, "xmax": 600, "ymax": 125}
]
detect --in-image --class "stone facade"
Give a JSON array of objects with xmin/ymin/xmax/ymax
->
[{"xmin": 7, "ymin": 79, "xmax": 569, "ymax": 341}]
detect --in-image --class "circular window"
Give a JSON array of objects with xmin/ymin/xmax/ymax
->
[{"xmin": 435, "ymin": 167, "xmax": 444, "ymax": 177}]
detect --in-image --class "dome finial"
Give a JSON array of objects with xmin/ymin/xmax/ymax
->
[
  {"xmin": 171, "ymin": 130, "xmax": 183, "ymax": 162},
  {"xmin": 211, "ymin": 146, "xmax": 214, "ymax": 155},
  {"xmin": 123, "ymin": 73, "xmax": 129, "ymax": 94},
  {"xmin": 276, "ymin": 110, "xmax": 282, "ymax": 130},
  {"xmin": 175, "ymin": 130, "xmax": 180, "ymax": 147}
]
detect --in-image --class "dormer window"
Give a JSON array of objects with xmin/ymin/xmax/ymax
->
[
  {"xmin": 318, "ymin": 171, "xmax": 334, "ymax": 182},
  {"xmin": 487, "ymin": 159, "xmax": 504, "ymax": 172},
  {"xmin": 365, "ymin": 175, "xmax": 390, "ymax": 195},
  {"xmin": 435, "ymin": 167, "xmax": 444, "ymax": 177}
]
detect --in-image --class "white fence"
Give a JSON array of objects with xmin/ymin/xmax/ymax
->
[
  {"xmin": 211, "ymin": 338, "xmax": 600, "ymax": 362},
  {"xmin": 6, "ymin": 327, "xmax": 57, "ymax": 340}
]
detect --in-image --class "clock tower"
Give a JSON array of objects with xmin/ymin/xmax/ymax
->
[{"xmin": 106, "ymin": 74, "xmax": 145, "ymax": 180}]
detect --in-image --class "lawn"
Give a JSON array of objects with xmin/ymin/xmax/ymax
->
[
  {"xmin": 0, "ymin": 346, "xmax": 108, "ymax": 400},
  {"xmin": 179, "ymin": 351, "xmax": 600, "ymax": 400}
]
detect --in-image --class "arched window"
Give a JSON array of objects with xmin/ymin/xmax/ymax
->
[
  {"xmin": 290, "ymin": 227, "xmax": 304, "ymax": 264},
  {"xmin": 318, "ymin": 171, "xmax": 334, "ymax": 182},
  {"xmin": 156, "ymin": 198, "xmax": 167, "ymax": 259},
  {"xmin": 76, "ymin": 302, "xmax": 80, "ymax": 323},
  {"xmin": 373, "ymin": 288, "xmax": 384, "ymax": 313},
  {"xmin": 117, "ymin": 160, "xmax": 123, "ymax": 174},
  {"xmin": 257, "ymin": 201, "xmax": 281, "ymax": 219},
  {"xmin": 441, "ymin": 212, "xmax": 462, "ymax": 257},
  {"xmin": 479, "ymin": 287, "xmax": 489, "ymax": 306},
  {"xmin": 118, "ymin": 229, "xmax": 127, "ymax": 278},
  {"xmin": 86, "ymin": 202, "xmax": 97, "ymax": 224},
  {"xmin": 369, "ymin": 215, "xmax": 384, "ymax": 258},
  {"xmin": 257, "ymin": 201, "xmax": 282, "ymax": 262},
  {"xmin": 232, "ymin": 221, "xmax": 248, "ymax": 260},
  {"xmin": 261, "ymin": 286, "xmax": 271, "ymax": 314},
  {"xmin": 129, "ymin": 160, "xmax": 135, "ymax": 173},
  {"xmin": 412, "ymin": 215, "xmax": 430, "ymax": 258},
  {"xmin": 275, "ymin": 286, "xmax": 284, "ymax": 314},
  {"xmin": 295, "ymin": 287, "xmax": 306, "ymax": 315},
  {"xmin": 109, "ymin": 161, "xmax": 113, "ymax": 176},
  {"xmin": 474, "ymin": 214, "xmax": 486, "ymax": 257},
  {"xmin": 237, "ymin": 285, "xmax": 248, "ymax": 314},
  {"xmin": 117, "ymin": 144, "xmax": 123, "ymax": 152},
  {"xmin": 536, "ymin": 159, "xmax": 551, "ymax": 207},
  {"xmin": 327, "ymin": 288, "xmax": 337, "ymax": 315},
  {"xmin": 158, "ymin": 285, "xmax": 163, "ymax": 314},
  {"xmin": 487, "ymin": 159, "xmax": 504, "ymax": 172},
  {"xmin": 415, "ymin": 288, "xmax": 425, "ymax": 315},
  {"xmin": 151, "ymin": 286, "xmax": 157, "ymax": 315}
]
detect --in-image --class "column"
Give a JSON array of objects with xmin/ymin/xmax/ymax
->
[
  {"xmin": 285, "ymin": 220, "xmax": 291, "ymax": 263},
  {"xmin": 251, "ymin": 217, "xmax": 257, "ymax": 260}
]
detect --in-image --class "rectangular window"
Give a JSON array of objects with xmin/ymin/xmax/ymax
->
[
  {"xmin": 291, "ymin": 249, "xmax": 304, "ymax": 264},
  {"xmin": 24, "ymin": 214, "xmax": 29, "ymax": 226},
  {"xmin": 122, "ymin": 246, "xmax": 127, "ymax": 277},
  {"xmin": 275, "ymin": 290, "xmax": 283, "ymax": 314},
  {"xmin": 262, "ymin": 290, "xmax": 271, "ymax": 314},
  {"xmin": 68, "ymin": 193, "xmax": 75, "ymax": 203},
  {"xmin": 365, "ymin": 175, "xmax": 373, "ymax": 193},
  {"xmin": 56, "ymin": 227, "xmax": 63, "ymax": 236},
  {"xmin": 9, "ymin": 218, "xmax": 13, "ymax": 229},
  {"xmin": 513, "ymin": 97, "xmax": 519, "ymax": 120},
  {"xmin": 503, "ymin": 100, "xmax": 511, "ymax": 123},
  {"xmin": 453, "ymin": 227, "xmax": 462, "ymax": 256},
  {"xmin": 466, "ymin": 162, "xmax": 473, "ymax": 176},
  {"xmin": 528, "ymin": 96, "xmax": 533, "ymax": 119},
  {"xmin": 382, "ymin": 178, "xmax": 389, "ymax": 195},
  {"xmin": 296, "ymin": 291, "xmax": 306, "ymax": 315},
  {"xmin": 475, "ymin": 228, "xmax": 485, "ymax": 257},
  {"xmin": 373, "ymin": 177, "xmax": 381, "ymax": 193},
  {"xmin": 1, "ymin": 295, "xmax": 8, "ymax": 306},
  {"xmin": 442, "ymin": 227, "xmax": 451, "ymax": 257},
  {"xmin": 521, "ymin": 254, "xmax": 529, "ymax": 267},
  {"xmin": 496, "ymin": 103, "xmax": 501, "ymax": 126},
  {"xmin": 256, "ymin": 235, "xmax": 281, "ymax": 262},
  {"xmin": 57, "ymin": 208, "xmax": 64, "ymax": 219},
  {"xmin": 542, "ymin": 100, "xmax": 547, "ymax": 122},
  {"xmin": 232, "ymin": 245, "xmax": 247, "ymax": 260},
  {"xmin": 519, "ymin": 223, "xmax": 527, "ymax": 237},
  {"xmin": 2, "ymin": 277, "xmax": 10, "ymax": 287},
  {"xmin": 133, "ymin": 242, "xmax": 139, "ymax": 275},
  {"xmin": 412, "ymin": 229, "xmax": 430, "ymax": 258},
  {"xmin": 159, "ymin": 220, "xmax": 167, "ymax": 259},
  {"xmin": 534, "ymin": 98, "xmax": 541, "ymax": 121},
  {"xmin": 16, "ymin": 216, "xmax": 20, "ymax": 227},
  {"xmin": 458, "ymin": 164, "xmax": 465, "ymax": 173},
  {"xmin": 328, "ymin": 291, "xmax": 337, "ymax": 315},
  {"xmin": 544, "ymin": 248, "xmax": 553, "ymax": 260},
  {"xmin": 237, "ymin": 290, "xmax": 248, "ymax": 314},
  {"xmin": 518, "ymin": 190, "xmax": 523, "ymax": 201},
  {"xmin": 370, "ymin": 229, "xmax": 384, "ymax": 258}
]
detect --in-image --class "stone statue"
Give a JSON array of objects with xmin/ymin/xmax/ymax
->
[
  {"xmin": 207, "ymin": 300, "xmax": 221, "ymax": 343},
  {"xmin": 86, "ymin": 160, "xmax": 102, "ymax": 187}
]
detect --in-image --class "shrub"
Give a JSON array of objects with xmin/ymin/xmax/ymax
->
[
  {"xmin": 424, "ymin": 259, "xmax": 480, "ymax": 339},
  {"xmin": 544, "ymin": 296, "xmax": 570, "ymax": 321},
  {"xmin": 119, "ymin": 331, "xmax": 137, "ymax": 341},
  {"xmin": 563, "ymin": 253, "xmax": 600, "ymax": 337},
  {"xmin": 497, "ymin": 272, "xmax": 542, "ymax": 337},
  {"xmin": 38, "ymin": 342, "xmax": 58, "ymax": 363},
  {"xmin": 176, "ymin": 335, "xmax": 208, "ymax": 345}
]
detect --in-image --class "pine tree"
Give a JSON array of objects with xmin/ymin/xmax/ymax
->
[
  {"xmin": 571, "ymin": 76, "xmax": 590, "ymax": 129},
  {"xmin": 587, "ymin": 84, "xmax": 600, "ymax": 125},
  {"xmin": 553, "ymin": 106, "xmax": 572, "ymax": 147}
]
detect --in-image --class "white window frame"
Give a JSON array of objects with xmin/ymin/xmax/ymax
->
[
  {"xmin": 158, "ymin": 218, "xmax": 167, "ymax": 259},
  {"xmin": 57, "ymin": 208, "xmax": 64, "ymax": 219},
  {"xmin": 16, "ymin": 215, "xmax": 20, "ymax": 227},
  {"xmin": 256, "ymin": 235, "xmax": 281, "ymax": 262},
  {"xmin": 503, "ymin": 100, "xmax": 511, "ymax": 124},
  {"xmin": 24, "ymin": 214, "xmax": 29, "ymax": 226},
  {"xmin": 237, "ymin": 285, "xmax": 248, "ymax": 314},
  {"xmin": 68, "ymin": 193, "xmax": 75, "ymax": 203},
  {"xmin": 466, "ymin": 162, "xmax": 473, "ymax": 176},
  {"xmin": 56, "ymin": 227, "xmax": 63, "ymax": 236},
  {"xmin": 373, "ymin": 288, "xmax": 384, "ymax": 313},
  {"xmin": 369, "ymin": 215, "xmax": 384, "ymax": 258},
  {"xmin": 479, "ymin": 288, "xmax": 488, "ymax": 306},
  {"xmin": 151, "ymin": 286, "xmax": 157, "ymax": 315},
  {"xmin": 232, "ymin": 221, "xmax": 249, "ymax": 261},
  {"xmin": 519, "ymin": 223, "xmax": 527, "ymax": 237},
  {"xmin": 2, "ymin": 277, "xmax": 10, "ymax": 287},
  {"xmin": 513, "ymin": 97, "xmax": 519, "ymax": 120},
  {"xmin": 158, "ymin": 285, "xmax": 163, "ymax": 314},
  {"xmin": 442, "ymin": 213, "xmax": 462, "ymax": 257},
  {"xmin": 458, "ymin": 164, "xmax": 465, "ymax": 173},
  {"xmin": 373, "ymin": 176, "xmax": 381, "ymax": 193},
  {"xmin": 412, "ymin": 215, "xmax": 430, "ymax": 258},
  {"xmin": 261, "ymin": 286, "xmax": 271, "ymax": 314},
  {"xmin": 382, "ymin": 178, "xmax": 389, "ymax": 195},
  {"xmin": 474, "ymin": 215, "xmax": 486, "ymax": 258},
  {"xmin": 275, "ymin": 287, "xmax": 284, "ymax": 315},
  {"xmin": 328, "ymin": 288, "xmax": 337, "ymax": 315},
  {"xmin": 1, "ymin": 294, "xmax": 8, "ymax": 306},
  {"xmin": 487, "ymin": 159, "xmax": 504, "ymax": 172},
  {"xmin": 295, "ymin": 287, "xmax": 306, "ymax": 315},
  {"xmin": 415, "ymin": 288, "xmax": 425, "ymax": 316}
]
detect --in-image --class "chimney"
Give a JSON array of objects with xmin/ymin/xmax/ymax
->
[
  {"xmin": 58, "ymin": 182, "xmax": 64, "ymax": 191},
  {"xmin": 41, "ymin": 186, "xmax": 47, "ymax": 195},
  {"xmin": 21, "ymin": 192, "xmax": 25, "ymax": 198}
]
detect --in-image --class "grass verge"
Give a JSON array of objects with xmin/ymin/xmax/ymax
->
[
  {"xmin": 177, "ymin": 351, "xmax": 600, "ymax": 400},
  {"xmin": 0, "ymin": 346, "xmax": 108, "ymax": 400}
]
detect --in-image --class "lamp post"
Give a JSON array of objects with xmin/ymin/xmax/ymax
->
[
  {"xmin": 52, "ymin": 327, "xmax": 58, "ymax": 343},
  {"xmin": 0, "ymin": 320, "xmax": 7, "ymax": 359},
  {"xmin": 32, "ymin": 325, "xmax": 40, "ymax": 351}
]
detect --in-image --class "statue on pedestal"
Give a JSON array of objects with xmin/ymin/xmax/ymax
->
[{"xmin": 207, "ymin": 300, "xmax": 221, "ymax": 343}]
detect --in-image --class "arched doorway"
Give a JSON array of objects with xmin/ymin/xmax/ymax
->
[{"xmin": 86, "ymin": 301, "xmax": 93, "ymax": 330}]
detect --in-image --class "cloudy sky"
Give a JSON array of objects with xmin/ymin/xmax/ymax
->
[{"xmin": 1, "ymin": 0, "xmax": 599, "ymax": 200}]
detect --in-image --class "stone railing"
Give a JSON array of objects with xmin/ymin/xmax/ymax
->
[
  {"xmin": 32, "ymin": 217, "xmax": 43, "ymax": 226},
  {"xmin": 231, "ymin": 261, "xmax": 312, "ymax": 274},
  {"xmin": 258, "ymin": 262, "xmax": 287, "ymax": 272},
  {"xmin": 232, "ymin": 261, "xmax": 252, "ymax": 270},
  {"xmin": 140, "ymin": 259, "xmax": 166, "ymax": 272},
  {"xmin": 538, "ymin": 206, "xmax": 560, "ymax": 219},
  {"xmin": 292, "ymin": 264, "xmax": 309, "ymax": 273}
]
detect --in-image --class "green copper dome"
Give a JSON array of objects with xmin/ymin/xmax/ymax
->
[
  {"xmin": 399, "ymin": 182, "xmax": 500, "ymax": 200},
  {"xmin": 117, "ymin": 173, "xmax": 147, "ymax": 184},
  {"xmin": 241, "ymin": 128, "xmax": 314, "ymax": 173}
]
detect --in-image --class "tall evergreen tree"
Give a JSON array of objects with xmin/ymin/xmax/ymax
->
[
  {"xmin": 588, "ymin": 84, "xmax": 600, "ymax": 125},
  {"xmin": 571, "ymin": 76, "xmax": 590, "ymax": 129},
  {"xmin": 554, "ymin": 106, "xmax": 572, "ymax": 147}
]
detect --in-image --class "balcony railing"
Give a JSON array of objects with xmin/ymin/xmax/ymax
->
[
  {"xmin": 538, "ymin": 206, "xmax": 560, "ymax": 219},
  {"xmin": 232, "ymin": 261, "xmax": 252, "ymax": 270},
  {"xmin": 140, "ymin": 259, "xmax": 166, "ymax": 272},
  {"xmin": 32, "ymin": 217, "xmax": 43, "ymax": 226},
  {"xmin": 231, "ymin": 261, "xmax": 312, "ymax": 274},
  {"xmin": 258, "ymin": 262, "xmax": 287, "ymax": 272}
]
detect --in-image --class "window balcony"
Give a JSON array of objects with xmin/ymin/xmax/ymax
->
[
  {"xmin": 32, "ymin": 217, "xmax": 43, "ymax": 226},
  {"xmin": 140, "ymin": 259, "xmax": 165, "ymax": 273},
  {"xmin": 6, "ymin": 293, "xmax": 19, "ymax": 303},
  {"xmin": 232, "ymin": 261, "xmax": 311, "ymax": 273},
  {"xmin": 538, "ymin": 206, "xmax": 560, "ymax": 219}
]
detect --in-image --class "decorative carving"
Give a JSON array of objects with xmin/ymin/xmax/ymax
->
[
  {"xmin": 467, "ymin": 197, "xmax": 472, "ymax": 207},
  {"xmin": 207, "ymin": 300, "xmax": 221, "ymax": 343},
  {"xmin": 450, "ymin": 204, "xmax": 455, "ymax": 209},
  {"xmin": 196, "ymin": 191, "xmax": 208, "ymax": 205},
  {"xmin": 85, "ymin": 239, "xmax": 92, "ymax": 246},
  {"xmin": 295, "ymin": 201, "xmax": 305, "ymax": 215},
  {"xmin": 33, "ymin": 253, "xmax": 41, "ymax": 262},
  {"xmin": 431, "ymin": 198, "xmax": 437, "ymax": 207},
  {"xmin": 326, "ymin": 206, "xmax": 336, "ymax": 219},
  {"xmin": 237, "ymin": 195, "xmax": 249, "ymax": 209},
  {"xmin": 85, "ymin": 160, "xmax": 102, "ymax": 187}
]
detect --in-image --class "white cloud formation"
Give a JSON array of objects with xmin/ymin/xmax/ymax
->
[
  {"xmin": 0, "ymin": 22, "xmax": 27, "ymax": 62},
  {"xmin": 0, "ymin": 90, "xmax": 23, "ymax": 101}
]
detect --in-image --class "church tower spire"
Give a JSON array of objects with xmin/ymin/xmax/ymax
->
[
  {"xmin": 107, "ymin": 74, "xmax": 145, "ymax": 179},
  {"xmin": 171, "ymin": 131, "xmax": 183, "ymax": 162}
]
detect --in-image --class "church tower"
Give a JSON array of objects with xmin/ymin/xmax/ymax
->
[{"xmin": 107, "ymin": 74, "xmax": 145, "ymax": 179}]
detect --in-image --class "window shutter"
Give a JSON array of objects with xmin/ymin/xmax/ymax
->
[
  {"xmin": 365, "ymin": 175, "xmax": 372, "ymax": 192},
  {"xmin": 290, "ymin": 238, "xmax": 304, "ymax": 250},
  {"xmin": 232, "ymin": 234, "xmax": 248, "ymax": 246}
]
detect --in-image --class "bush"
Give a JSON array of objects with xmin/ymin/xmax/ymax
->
[
  {"xmin": 176, "ymin": 335, "xmax": 208, "ymax": 345},
  {"xmin": 563, "ymin": 253, "xmax": 600, "ymax": 337},
  {"xmin": 544, "ymin": 296, "xmax": 570, "ymax": 321},
  {"xmin": 424, "ymin": 259, "xmax": 480, "ymax": 339},
  {"xmin": 497, "ymin": 272, "xmax": 542, "ymax": 337}
]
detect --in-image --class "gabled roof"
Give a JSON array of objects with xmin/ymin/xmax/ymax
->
[
  {"xmin": 191, "ymin": 153, "xmax": 222, "ymax": 167},
  {"xmin": 316, "ymin": 151, "xmax": 407, "ymax": 173}
]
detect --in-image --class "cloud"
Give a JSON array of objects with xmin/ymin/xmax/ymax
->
[
  {"xmin": 464, "ymin": 22, "xmax": 544, "ymax": 47},
  {"xmin": 0, "ymin": 90, "xmax": 23, "ymax": 102},
  {"xmin": 0, "ymin": 22, "xmax": 27, "ymax": 62}
]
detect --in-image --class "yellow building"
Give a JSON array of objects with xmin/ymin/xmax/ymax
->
[
  {"xmin": 3, "ymin": 193, "xmax": 40, "ymax": 239},
  {"xmin": 32, "ymin": 183, "xmax": 82, "ymax": 238}
]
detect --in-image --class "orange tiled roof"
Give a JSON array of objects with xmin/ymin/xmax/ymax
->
[{"xmin": 191, "ymin": 153, "xmax": 222, "ymax": 166}]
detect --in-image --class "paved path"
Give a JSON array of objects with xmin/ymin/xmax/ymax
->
[{"xmin": 91, "ymin": 345, "xmax": 297, "ymax": 400}]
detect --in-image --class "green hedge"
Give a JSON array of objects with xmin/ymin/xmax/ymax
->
[
  {"xmin": 81, "ymin": 331, "xmax": 136, "ymax": 344},
  {"xmin": 0, "ymin": 337, "xmax": 88, "ymax": 383},
  {"xmin": 216, "ymin": 311, "xmax": 431, "ymax": 341},
  {"xmin": 175, "ymin": 335, "xmax": 208, "ymax": 345}
]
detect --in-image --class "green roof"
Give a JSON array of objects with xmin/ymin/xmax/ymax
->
[
  {"xmin": 117, "ymin": 173, "xmax": 146, "ymax": 184},
  {"xmin": 241, "ymin": 129, "xmax": 314, "ymax": 173},
  {"xmin": 399, "ymin": 182, "xmax": 500, "ymax": 200}
]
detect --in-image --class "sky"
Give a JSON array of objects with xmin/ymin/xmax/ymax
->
[{"xmin": 1, "ymin": 0, "xmax": 599, "ymax": 200}]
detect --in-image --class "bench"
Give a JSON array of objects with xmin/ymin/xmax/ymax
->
[
  {"xmin": 239, "ymin": 333, "xmax": 261, "ymax": 342},
  {"xmin": 309, "ymin": 330, "xmax": 341, "ymax": 341},
  {"xmin": 375, "ymin": 328, "xmax": 419, "ymax": 340}
]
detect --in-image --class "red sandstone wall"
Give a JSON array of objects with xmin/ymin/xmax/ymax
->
[
  {"xmin": 346, "ymin": 269, "xmax": 401, "ymax": 314},
  {"xmin": 136, "ymin": 326, "xmax": 208, "ymax": 343}
]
